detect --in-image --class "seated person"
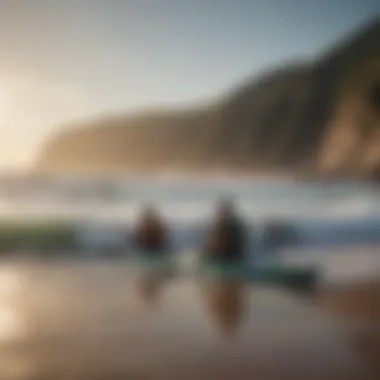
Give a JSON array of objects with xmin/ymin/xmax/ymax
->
[
  {"xmin": 130, "ymin": 205, "xmax": 170, "ymax": 256},
  {"xmin": 203, "ymin": 197, "xmax": 248, "ymax": 263}
]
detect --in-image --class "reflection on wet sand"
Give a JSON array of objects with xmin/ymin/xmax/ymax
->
[
  {"xmin": 136, "ymin": 269, "xmax": 166, "ymax": 306},
  {"xmin": 200, "ymin": 278, "xmax": 246, "ymax": 337},
  {"xmin": 0, "ymin": 261, "xmax": 377, "ymax": 380},
  {"xmin": 319, "ymin": 280, "xmax": 380, "ymax": 376}
]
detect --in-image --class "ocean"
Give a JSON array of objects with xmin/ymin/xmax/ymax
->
[{"xmin": 1, "ymin": 176, "xmax": 379, "ymax": 238}]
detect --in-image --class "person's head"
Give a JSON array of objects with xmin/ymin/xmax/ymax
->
[
  {"xmin": 216, "ymin": 196, "xmax": 236, "ymax": 220},
  {"xmin": 140, "ymin": 204, "xmax": 159, "ymax": 224}
]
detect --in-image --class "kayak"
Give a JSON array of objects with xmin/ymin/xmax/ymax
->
[
  {"xmin": 199, "ymin": 260, "xmax": 320, "ymax": 291},
  {"xmin": 132, "ymin": 250, "xmax": 320, "ymax": 291}
]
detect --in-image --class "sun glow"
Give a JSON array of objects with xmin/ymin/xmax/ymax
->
[
  {"xmin": 0, "ymin": 268, "xmax": 26, "ymax": 343},
  {"xmin": 0, "ymin": 70, "xmax": 95, "ymax": 168}
]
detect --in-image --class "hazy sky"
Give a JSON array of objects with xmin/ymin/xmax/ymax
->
[{"xmin": 0, "ymin": 0, "xmax": 379, "ymax": 168}]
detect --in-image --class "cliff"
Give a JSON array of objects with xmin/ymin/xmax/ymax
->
[{"xmin": 37, "ymin": 17, "xmax": 380, "ymax": 178}]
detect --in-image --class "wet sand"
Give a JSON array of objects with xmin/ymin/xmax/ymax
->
[
  {"xmin": 0, "ymin": 261, "xmax": 378, "ymax": 380},
  {"xmin": 319, "ymin": 279, "xmax": 380, "ymax": 377}
]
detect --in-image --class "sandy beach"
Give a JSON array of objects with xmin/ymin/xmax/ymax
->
[{"xmin": 0, "ymin": 260, "xmax": 378, "ymax": 380}]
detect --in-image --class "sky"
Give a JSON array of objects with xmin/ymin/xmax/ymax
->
[{"xmin": 0, "ymin": 0, "xmax": 379, "ymax": 168}]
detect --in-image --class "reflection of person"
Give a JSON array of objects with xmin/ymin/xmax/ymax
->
[
  {"xmin": 203, "ymin": 198, "xmax": 248, "ymax": 263},
  {"xmin": 201, "ymin": 279, "xmax": 245, "ymax": 337},
  {"xmin": 130, "ymin": 205, "xmax": 170, "ymax": 256},
  {"xmin": 137, "ymin": 270, "xmax": 165, "ymax": 305}
]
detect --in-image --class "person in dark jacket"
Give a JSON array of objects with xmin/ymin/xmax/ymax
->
[
  {"xmin": 130, "ymin": 205, "xmax": 170, "ymax": 256},
  {"xmin": 203, "ymin": 198, "xmax": 248, "ymax": 263}
]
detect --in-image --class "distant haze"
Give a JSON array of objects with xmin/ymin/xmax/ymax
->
[{"xmin": 0, "ymin": 0, "xmax": 379, "ymax": 168}]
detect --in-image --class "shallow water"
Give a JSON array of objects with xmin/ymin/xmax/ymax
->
[
  {"xmin": 1, "ymin": 177, "xmax": 380, "ymax": 253},
  {"xmin": 0, "ymin": 257, "xmax": 377, "ymax": 380}
]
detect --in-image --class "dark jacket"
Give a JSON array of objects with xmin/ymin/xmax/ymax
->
[
  {"xmin": 205, "ymin": 216, "xmax": 247, "ymax": 262},
  {"xmin": 130, "ymin": 220, "xmax": 169, "ymax": 254}
]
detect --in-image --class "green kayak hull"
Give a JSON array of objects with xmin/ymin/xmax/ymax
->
[
  {"xmin": 200, "ymin": 261, "xmax": 319, "ymax": 291},
  {"xmin": 133, "ymin": 252, "xmax": 319, "ymax": 291}
]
